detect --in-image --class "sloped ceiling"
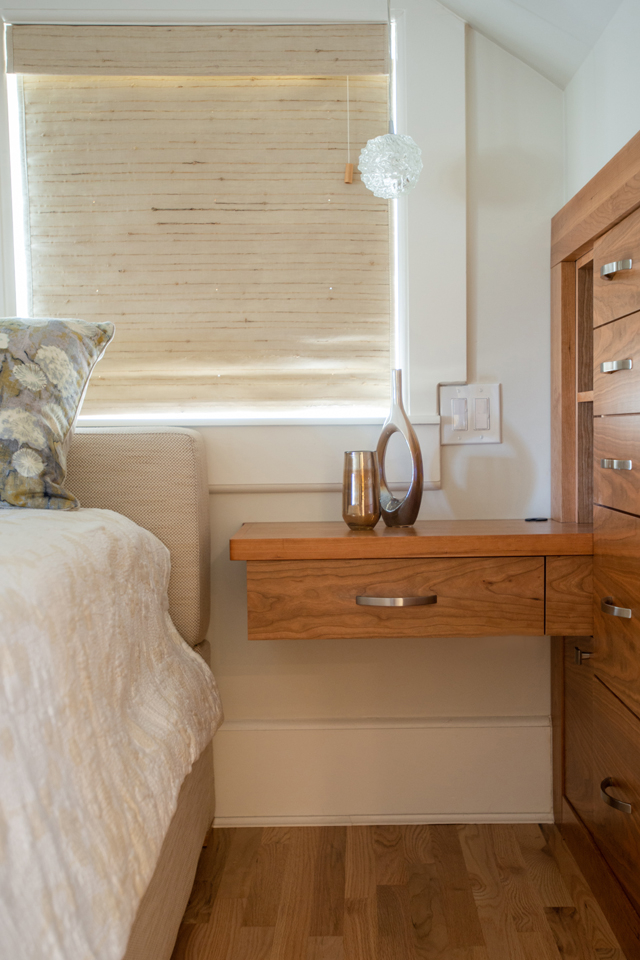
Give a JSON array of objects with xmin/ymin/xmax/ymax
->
[
  {"xmin": 0, "ymin": 0, "xmax": 625, "ymax": 88},
  {"xmin": 435, "ymin": 0, "xmax": 624, "ymax": 87}
]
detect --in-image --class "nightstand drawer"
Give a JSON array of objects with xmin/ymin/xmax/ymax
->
[
  {"xmin": 594, "ymin": 414, "xmax": 640, "ymax": 514},
  {"xmin": 246, "ymin": 556, "xmax": 545, "ymax": 640},
  {"xmin": 593, "ymin": 505, "xmax": 640, "ymax": 717},
  {"xmin": 594, "ymin": 205, "xmax": 640, "ymax": 326},
  {"xmin": 591, "ymin": 677, "xmax": 640, "ymax": 915},
  {"xmin": 594, "ymin": 312, "xmax": 640, "ymax": 415}
]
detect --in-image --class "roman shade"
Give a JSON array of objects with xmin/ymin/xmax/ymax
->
[{"xmin": 8, "ymin": 25, "xmax": 392, "ymax": 417}]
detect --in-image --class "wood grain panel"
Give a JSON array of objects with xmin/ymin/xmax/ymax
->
[
  {"xmin": 551, "ymin": 128, "xmax": 640, "ymax": 266},
  {"xmin": 593, "ymin": 205, "xmax": 640, "ymax": 326},
  {"xmin": 591, "ymin": 678, "xmax": 640, "ymax": 915},
  {"xmin": 551, "ymin": 636, "xmax": 564, "ymax": 823},
  {"xmin": 551, "ymin": 260, "xmax": 578, "ymax": 522},
  {"xmin": 9, "ymin": 23, "xmax": 387, "ymax": 75},
  {"xmin": 246, "ymin": 556, "xmax": 545, "ymax": 640},
  {"xmin": 563, "ymin": 637, "xmax": 594, "ymax": 830},
  {"xmin": 594, "ymin": 311, "xmax": 640, "ymax": 415},
  {"xmin": 230, "ymin": 520, "xmax": 593, "ymax": 562},
  {"xmin": 593, "ymin": 504, "xmax": 640, "ymax": 717},
  {"xmin": 577, "ymin": 261, "xmax": 594, "ymax": 392},
  {"xmin": 577, "ymin": 402, "xmax": 593, "ymax": 524},
  {"xmin": 545, "ymin": 556, "xmax": 593, "ymax": 636},
  {"xmin": 594, "ymin": 414, "xmax": 640, "ymax": 514}
]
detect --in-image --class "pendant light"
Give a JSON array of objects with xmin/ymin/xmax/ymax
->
[{"xmin": 358, "ymin": 1, "xmax": 422, "ymax": 200}]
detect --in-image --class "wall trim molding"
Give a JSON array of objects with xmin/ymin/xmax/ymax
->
[
  {"xmin": 218, "ymin": 714, "xmax": 550, "ymax": 732},
  {"xmin": 213, "ymin": 811, "xmax": 554, "ymax": 827}
]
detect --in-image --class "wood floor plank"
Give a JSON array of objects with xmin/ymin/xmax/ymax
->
[
  {"xmin": 540, "ymin": 825, "xmax": 626, "ymax": 960},
  {"xmin": 345, "ymin": 826, "xmax": 376, "ymax": 900},
  {"xmin": 403, "ymin": 824, "xmax": 435, "ymax": 865},
  {"xmin": 228, "ymin": 926, "xmax": 274, "ymax": 960},
  {"xmin": 431, "ymin": 825, "xmax": 485, "ymax": 950},
  {"xmin": 458, "ymin": 824, "xmax": 528, "ymax": 960},
  {"xmin": 373, "ymin": 825, "xmax": 409, "ymax": 886},
  {"xmin": 182, "ymin": 828, "xmax": 233, "ymax": 925},
  {"xmin": 270, "ymin": 827, "xmax": 321, "ymax": 960},
  {"xmin": 343, "ymin": 898, "xmax": 376, "ymax": 960},
  {"xmin": 376, "ymin": 884, "xmax": 416, "ymax": 960},
  {"xmin": 306, "ymin": 935, "xmax": 344, "ymax": 959},
  {"xmin": 216, "ymin": 829, "xmax": 264, "ymax": 900},
  {"xmin": 512, "ymin": 824, "xmax": 573, "ymax": 909},
  {"xmin": 243, "ymin": 830, "xmax": 291, "ymax": 927},
  {"xmin": 309, "ymin": 826, "xmax": 346, "ymax": 937},
  {"xmin": 407, "ymin": 861, "xmax": 449, "ymax": 959},
  {"xmin": 173, "ymin": 897, "xmax": 247, "ymax": 960}
]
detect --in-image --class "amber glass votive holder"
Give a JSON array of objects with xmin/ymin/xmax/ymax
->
[{"xmin": 342, "ymin": 451, "xmax": 381, "ymax": 530}]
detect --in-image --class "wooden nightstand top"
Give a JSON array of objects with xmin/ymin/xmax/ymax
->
[{"xmin": 230, "ymin": 520, "xmax": 593, "ymax": 561}]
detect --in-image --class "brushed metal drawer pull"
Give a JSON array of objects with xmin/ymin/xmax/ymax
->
[
  {"xmin": 601, "ymin": 777, "xmax": 632, "ymax": 814},
  {"xmin": 601, "ymin": 259, "xmax": 633, "ymax": 280},
  {"xmin": 600, "ymin": 358, "xmax": 633, "ymax": 373},
  {"xmin": 601, "ymin": 458, "xmax": 633, "ymax": 470},
  {"xmin": 356, "ymin": 594, "xmax": 437, "ymax": 607},
  {"xmin": 574, "ymin": 647, "xmax": 592, "ymax": 665},
  {"xmin": 601, "ymin": 596, "xmax": 632, "ymax": 618}
]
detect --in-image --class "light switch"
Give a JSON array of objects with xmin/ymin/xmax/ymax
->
[
  {"xmin": 474, "ymin": 397, "xmax": 490, "ymax": 431},
  {"xmin": 439, "ymin": 384, "xmax": 501, "ymax": 445},
  {"xmin": 451, "ymin": 398, "xmax": 468, "ymax": 431}
]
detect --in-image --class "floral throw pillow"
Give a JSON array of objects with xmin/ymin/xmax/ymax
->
[{"xmin": 0, "ymin": 318, "xmax": 114, "ymax": 509}]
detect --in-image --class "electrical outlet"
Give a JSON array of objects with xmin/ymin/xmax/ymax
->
[{"xmin": 439, "ymin": 384, "xmax": 501, "ymax": 445}]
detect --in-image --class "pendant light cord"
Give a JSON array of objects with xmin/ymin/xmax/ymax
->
[{"xmin": 346, "ymin": 75, "xmax": 351, "ymax": 164}]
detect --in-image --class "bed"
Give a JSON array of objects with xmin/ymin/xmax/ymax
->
[{"xmin": 0, "ymin": 426, "xmax": 221, "ymax": 960}]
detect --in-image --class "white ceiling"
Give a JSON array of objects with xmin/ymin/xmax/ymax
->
[
  {"xmin": 0, "ymin": 0, "xmax": 625, "ymax": 88},
  {"xmin": 434, "ymin": 0, "xmax": 624, "ymax": 86}
]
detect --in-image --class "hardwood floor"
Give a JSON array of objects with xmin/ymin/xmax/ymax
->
[{"xmin": 171, "ymin": 824, "xmax": 626, "ymax": 960}]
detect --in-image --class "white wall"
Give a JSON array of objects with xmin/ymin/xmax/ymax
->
[
  {"xmin": 564, "ymin": 0, "xmax": 640, "ymax": 199},
  {"xmin": 209, "ymin": 27, "xmax": 564, "ymax": 825}
]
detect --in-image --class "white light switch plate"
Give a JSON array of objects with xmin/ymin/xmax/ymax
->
[{"xmin": 439, "ymin": 383, "xmax": 501, "ymax": 445}]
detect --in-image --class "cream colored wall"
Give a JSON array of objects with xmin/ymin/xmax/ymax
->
[
  {"xmin": 564, "ymin": 0, "xmax": 640, "ymax": 200},
  {"xmin": 206, "ymin": 29, "xmax": 564, "ymax": 825}
]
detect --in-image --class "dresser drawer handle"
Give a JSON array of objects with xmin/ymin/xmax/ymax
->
[
  {"xmin": 601, "ymin": 778, "xmax": 632, "ymax": 814},
  {"xmin": 600, "ymin": 358, "xmax": 633, "ymax": 373},
  {"xmin": 600, "ymin": 259, "xmax": 633, "ymax": 280},
  {"xmin": 356, "ymin": 594, "xmax": 437, "ymax": 607},
  {"xmin": 601, "ymin": 597, "xmax": 632, "ymax": 618},
  {"xmin": 601, "ymin": 458, "xmax": 633, "ymax": 470}
]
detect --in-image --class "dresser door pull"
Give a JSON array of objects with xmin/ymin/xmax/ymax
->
[
  {"xmin": 601, "ymin": 458, "xmax": 633, "ymax": 470},
  {"xmin": 601, "ymin": 597, "xmax": 632, "ymax": 618},
  {"xmin": 601, "ymin": 778, "xmax": 632, "ymax": 814},
  {"xmin": 600, "ymin": 358, "xmax": 633, "ymax": 373},
  {"xmin": 574, "ymin": 647, "xmax": 592, "ymax": 665},
  {"xmin": 356, "ymin": 594, "xmax": 437, "ymax": 607},
  {"xmin": 600, "ymin": 259, "xmax": 633, "ymax": 280}
]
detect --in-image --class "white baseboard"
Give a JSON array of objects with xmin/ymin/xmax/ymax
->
[
  {"xmin": 213, "ymin": 811, "xmax": 554, "ymax": 827},
  {"xmin": 219, "ymin": 715, "xmax": 550, "ymax": 732}
]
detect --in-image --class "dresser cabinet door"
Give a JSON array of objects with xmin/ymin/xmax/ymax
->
[
  {"xmin": 591, "ymin": 677, "xmax": 640, "ymax": 915},
  {"xmin": 593, "ymin": 505, "xmax": 640, "ymax": 717},
  {"xmin": 594, "ymin": 414, "xmax": 640, "ymax": 513},
  {"xmin": 594, "ymin": 312, "xmax": 640, "ymax": 415},
  {"xmin": 594, "ymin": 205, "xmax": 640, "ymax": 326}
]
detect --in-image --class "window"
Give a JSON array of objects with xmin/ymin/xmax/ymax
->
[{"xmin": 7, "ymin": 24, "xmax": 392, "ymax": 418}]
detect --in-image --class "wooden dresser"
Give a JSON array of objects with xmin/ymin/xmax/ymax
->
[{"xmin": 552, "ymin": 132, "xmax": 640, "ymax": 959}]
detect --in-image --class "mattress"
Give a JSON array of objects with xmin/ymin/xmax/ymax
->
[{"xmin": 0, "ymin": 508, "xmax": 223, "ymax": 960}]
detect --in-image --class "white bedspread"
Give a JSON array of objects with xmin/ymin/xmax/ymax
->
[{"xmin": 0, "ymin": 508, "xmax": 222, "ymax": 960}]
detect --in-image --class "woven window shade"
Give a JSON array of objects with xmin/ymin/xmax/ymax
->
[{"xmin": 10, "ymin": 26, "xmax": 391, "ymax": 416}]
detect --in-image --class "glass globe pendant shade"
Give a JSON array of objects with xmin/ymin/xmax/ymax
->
[{"xmin": 358, "ymin": 133, "xmax": 423, "ymax": 200}]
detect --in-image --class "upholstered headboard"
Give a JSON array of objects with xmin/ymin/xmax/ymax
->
[{"xmin": 66, "ymin": 427, "xmax": 210, "ymax": 647}]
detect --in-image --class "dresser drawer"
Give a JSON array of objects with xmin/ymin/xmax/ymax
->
[
  {"xmin": 594, "ymin": 312, "xmax": 640, "ymax": 415},
  {"xmin": 594, "ymin": 206, "xmax": 640, "ymax": 326},
  {"xmin": 564, "ymin": 636, "xmax": 594, "ymax": 827},
  {"xmin": 591, "ymin": 677, "xmax": 640, "ymax": 914},
  {"xmin": 593, "ymin": 505, "xmax": 640, "ymax": 716},
  {"xmin": 246, "ymin": 556, "xmax": 544, "ymax": 640},
  {"xmin": 594, "ymin": 414, "xmax": 640, "ymax": 513}
]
